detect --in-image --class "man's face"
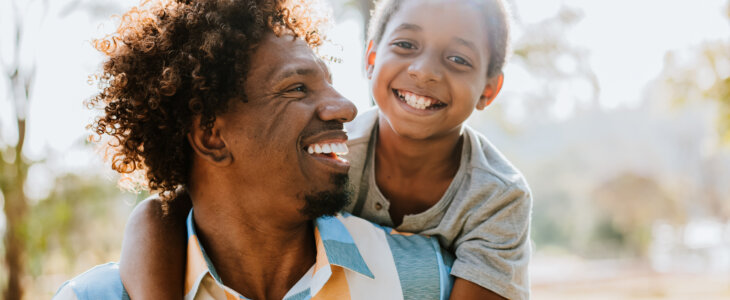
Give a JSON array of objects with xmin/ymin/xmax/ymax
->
[{"xmin": 216, "ymin": 33, "xmax": 357, "ymax": 219}]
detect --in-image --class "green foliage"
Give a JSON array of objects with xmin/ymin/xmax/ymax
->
[
  {"xmin": 707, "ymin": 76, "xmax": 730, "ymax": 142},
  {"xmin": 531, "ymin": 191, "xmax": 572, "ymax": 248},
  {"xmin": 24, "ymin": 173, "xmax": 131, "ymax": 277},
  {"xmin": 590, "ymin": 173, "xmax": 682, "ymax": 257},
  {"xmin": 659, "ymin": 7, "xmax": 730, "ymax": 144}
]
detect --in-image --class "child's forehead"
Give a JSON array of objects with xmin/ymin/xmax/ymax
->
[
  {"xmin": 397, "ymin": 0, "xmax": 486, "ymax": 13},
  {"xmin": 386, "ymin": 0, "xmax": 490, "ymax": 44},
  {"xmin": 391, "ymin": 0, "xmax": 488, "ymax": 28}
]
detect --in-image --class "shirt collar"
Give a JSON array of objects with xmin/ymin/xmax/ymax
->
[
  {"xmin": 184, "ymin": 210, "xmax": 374, "ymax": 299},
  {"xmin": 313, "ymin": 214, "xmax": 373, "ymax": 278}
]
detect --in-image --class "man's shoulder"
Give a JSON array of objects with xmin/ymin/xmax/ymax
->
[
  {"xmin": 333, "ymin": 213, "xmax": 454, "ymax": 299},
  {"xmin": 53, "ymin": 263, "xmax": 129, "ymax": 300}
]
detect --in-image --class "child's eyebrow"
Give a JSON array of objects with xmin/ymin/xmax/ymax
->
[
  {"xmin": 453, "ymin": 37, "xmax": 478, "ymax": 55},
  {"xmin": 393, "ymin": 23, "xmax": 422, "ymax": 33}
]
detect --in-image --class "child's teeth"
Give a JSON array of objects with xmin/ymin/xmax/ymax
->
[
  {"xmin": 314, "ymin": 144, "xmax": 323, "ymax": 153},
  {"xmin": 322, "ymin": 144, "xmax": 332, "ymax": 153},
  {"xmin": 398, "ymin": 90, "xmax": 438, "ymax": 110},
  {"xmin": 308, "ymin": 146, "xmax": 314, "ymax": 154}
]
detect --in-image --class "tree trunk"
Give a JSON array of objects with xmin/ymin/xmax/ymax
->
[{"xmin": 3, "ymin": 120, "xmax": 27, "ymax": 300}]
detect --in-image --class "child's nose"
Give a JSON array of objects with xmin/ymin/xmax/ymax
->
[{"xmin": 407, "ymin": 54, "xmax": 443, "ymax": 84}]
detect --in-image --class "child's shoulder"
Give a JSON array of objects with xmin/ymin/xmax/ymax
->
[{"xmin": 462, "ymin": 125, "xmax": 530, "ymax": 192}]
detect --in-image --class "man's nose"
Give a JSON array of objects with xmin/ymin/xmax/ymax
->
[
  {"xmin": 407, "ymin": 53, "xmax": 442, "ymax": 84},
  {"xmin": 317, "ymin": 87, "xmax": 357, "ymax": 123}
]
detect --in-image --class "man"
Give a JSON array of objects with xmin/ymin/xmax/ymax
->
[{"xmin": 54, "ymin": 0, "xmax": 453, "ymax": 299}]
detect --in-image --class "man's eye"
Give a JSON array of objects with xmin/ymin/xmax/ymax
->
[
  {"xmin": 288, "ymin": 85, "xmax": 307, "ymax": 93},
  {"xmin": 393, "ymin": 41, "xmax": 416, "ymax": 49},
  {"xmin": 448, "ymin": 56, "xmax": 472, "ymax": 67}
]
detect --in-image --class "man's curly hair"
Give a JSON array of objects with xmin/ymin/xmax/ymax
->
[{"xmin": 87, "ymin": 0, "xmax": 329, "ymax": 203}]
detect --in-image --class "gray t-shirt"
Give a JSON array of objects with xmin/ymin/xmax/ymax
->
[{"xmin": 343, "ymin": 108, "xmax": 532, "ymax": 300}]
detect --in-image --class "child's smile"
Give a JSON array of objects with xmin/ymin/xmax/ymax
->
[
  {"xmin": 367, "ymin": 0, "xmax": 497, "ymax": 140},
  {"xmin": 394, "ymin": 89, "xmax": 447, "ymax": 111}
]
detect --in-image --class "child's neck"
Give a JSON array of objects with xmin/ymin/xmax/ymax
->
[
  {"xmin": 375, "ymin": 118, "xmax": 463, "ymax": 177},
  {"xmin": 374, "ymin": 116, "xmax": 464, "ymax": 226}
]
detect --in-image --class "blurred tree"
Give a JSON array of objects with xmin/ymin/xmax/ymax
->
[
  {"xmin": 25, "ymin": 167, "xmax": 136, "ymax": 298},
  {"xmin": 591, "ymin": 173, "xmax": 684, "ymax": 257},
  {"xmin": 647, "ymin": 1, "xmax": 730, "ymax": 223},
  {"xmin": 660, "ymin": 1, "xmax": 730, "ymax": 143},
  {"xmin": 0, "ymin": 0, "xmax": 45, "ymax": 298},
  {"xmin": 508, "ymin": 5, "xmax": 599, "ymax": 120},
  {"xmin": 0, "ymin": 0, "xmax": 124, "ymax": 297}
]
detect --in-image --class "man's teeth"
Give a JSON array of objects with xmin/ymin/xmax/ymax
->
[
  {"xmin": 397, "ymin": 90, "xmax": 435, "ymax": 110},
  {"xmin": 307, "ymin": 142, "xmax": 348, "ymax": 155}
]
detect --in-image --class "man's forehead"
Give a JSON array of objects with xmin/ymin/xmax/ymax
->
[{"xmin": 249, "ymin": 34, "xmax": 328, "ymax": 83}]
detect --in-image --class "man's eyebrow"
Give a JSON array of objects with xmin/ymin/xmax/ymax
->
[
  {"xmin": 453, "ymin": 37, "xmax": 479, "ymax": 55},
  {"xmin": 270, "ymin": 67, "xmax": 317, "ymax": 83},
  {"xmin": 393, "ymin": 23, "xmax": 422, "ymax": 33}
]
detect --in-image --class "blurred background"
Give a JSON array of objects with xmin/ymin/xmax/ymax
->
[{"xmin": 1, "ymin": 0, "xmax": 729, "ymax": 298}]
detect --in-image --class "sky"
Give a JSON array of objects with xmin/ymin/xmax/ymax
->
[{"xmin": 0, "ymin": 0, "xmax": 728, "ymax": 162}]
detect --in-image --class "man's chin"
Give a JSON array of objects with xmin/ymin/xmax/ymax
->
[{"xmin": 299, "ymin": 173, "xmax": 351, "ymax": 219}]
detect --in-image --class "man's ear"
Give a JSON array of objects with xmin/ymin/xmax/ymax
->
[
  {"xmin": 365, "ymin": 40, "xmax": 376, "ymax": 79},
  {"xmin": 187, "ymin": 116, "xmax": 232, "ymax": 166},
  {"xmin": 476, "ymin": 72, "xmax": 504, "ymax": 110}
]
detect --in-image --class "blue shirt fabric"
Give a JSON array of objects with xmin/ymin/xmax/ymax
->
[{"xmin": 54, "ymin": 211, "xmax": 454, "ymax": 300}]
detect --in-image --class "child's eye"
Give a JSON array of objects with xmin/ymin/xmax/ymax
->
[
  {"xmin": 447, "ymin": 56, "xmax": 472, "ymax": 67},
  {"xmin": 393, "ymin": 41, "xmax": 416, "ymax": 50}
]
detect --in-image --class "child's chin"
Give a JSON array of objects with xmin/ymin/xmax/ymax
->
[{"xmin": 392, "ymin": 123, "xmax": 439, "ymax": 140}]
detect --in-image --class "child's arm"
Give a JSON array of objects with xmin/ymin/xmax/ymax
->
[
  {"xmin": 450, "ymin": 278, "xmax": 506, "ymax": 299},
  {"xmin": 119, "ymin": 193, "xmax": 192, "ymax": 299},
  {"xmin": 449, "ymin": 184, "xmax": 532, "ymax": 300}
]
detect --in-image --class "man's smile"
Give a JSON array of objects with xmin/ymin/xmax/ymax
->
[{"xmin": 301, "ymin": 131, "xmax": 350, "ymax": 172}]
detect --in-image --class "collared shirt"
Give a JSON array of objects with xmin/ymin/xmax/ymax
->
[{"xmin": 54, "ymin": 211, "xmax": 454, "ymax": 300}]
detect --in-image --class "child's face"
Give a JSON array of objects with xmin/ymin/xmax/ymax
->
[{"xmin": 367, "ymin": 0, "xmax": 501, "ymax": 140}]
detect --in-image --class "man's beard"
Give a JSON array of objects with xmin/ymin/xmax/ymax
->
[{"xmin": 299, "ymin": 173, "xmax": 351, "ymax": 219}]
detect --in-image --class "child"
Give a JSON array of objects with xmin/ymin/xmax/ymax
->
[{"xmin": 120, "ymin": 0, "xmax": 531, "ymax": 299}]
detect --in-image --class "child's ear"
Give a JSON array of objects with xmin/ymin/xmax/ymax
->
[
  {"xmin": 476, "ymin": 72, "xmax": 504, "ymax": 110},
  {"xmin": 187, "ymin": 116, "xmax": 232, "ymax": 167},
  {"xmin": 365, "ymin": 40, "xmax": 376, "ymax": 79}
]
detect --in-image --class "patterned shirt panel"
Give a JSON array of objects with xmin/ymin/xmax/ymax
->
[{"xmin": 53, "ymin": 211, "xmax": 453, "ymax": 300}]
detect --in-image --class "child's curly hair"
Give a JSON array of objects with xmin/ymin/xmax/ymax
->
[{"xmin": 87, "ymin": 0, "xmax": 329, "ymax": 203}]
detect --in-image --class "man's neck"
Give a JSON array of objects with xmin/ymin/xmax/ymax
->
[{"xmin": 189, "ymin": 189, "xmax": 316, "ymax": 300}]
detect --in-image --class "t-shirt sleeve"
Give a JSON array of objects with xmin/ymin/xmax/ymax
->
[{"xmin": 450, "ymin": 183, "xmax": 532, "ymax": 300}]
